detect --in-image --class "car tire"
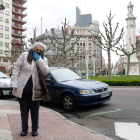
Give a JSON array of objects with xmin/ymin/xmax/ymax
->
[
  {"xmin": 0, "ymin": 90, "xmax": 3, "ymax": 98},
  {"xmin": 62, "ymin": 93, "xmax": 77, "ymax": 112}
]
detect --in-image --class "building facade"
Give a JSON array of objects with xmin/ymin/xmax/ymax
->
[
  {"xmin": 67, "ymin": 20, "xmax": 102, "ymax": 75},
  {"xmin": 0, "ymin": 0, "xmax": 27, "ymax": 73}
]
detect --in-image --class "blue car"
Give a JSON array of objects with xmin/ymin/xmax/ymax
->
[{"xmin": 44, "ymin": 67, "xmax": 112, "ymax": 111}]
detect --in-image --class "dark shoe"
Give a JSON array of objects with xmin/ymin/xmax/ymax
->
[
  {"xmin": 20, "ymin": 130, "xmax": 28, "ymax": 136},
  {"xmin": 32, "ymin": 130, "xmax": 38, "ymax": 136}
]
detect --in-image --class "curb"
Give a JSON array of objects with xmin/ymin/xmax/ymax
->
[{"xmin": 110, "ymin": 86, "xmax": 140, "ymax": 88}]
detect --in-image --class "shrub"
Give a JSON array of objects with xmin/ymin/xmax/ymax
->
[{"xmin": 101, "ymin": 81, "xmax": 140, "ymax": 86}]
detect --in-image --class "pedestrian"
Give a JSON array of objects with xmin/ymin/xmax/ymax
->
[{"xmin": 10, "ymin": 42, "xmax": 51, "ymax": 136}]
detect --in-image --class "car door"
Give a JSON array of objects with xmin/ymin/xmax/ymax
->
[{"xmin": 44, "ymin": 74, "xmax": 60, "ymax": 102}]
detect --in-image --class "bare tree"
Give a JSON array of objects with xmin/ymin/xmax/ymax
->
[
  {"xmin": 47, "ymin": 18, "xmax": 81, "ymax": 68},
  {"xmin": 90, "ymin": 11, "xmax": 124, "ymax": 80},
  {"xmin": 112, "ymin": 39, "xmax": 140, "ymax": 75}
]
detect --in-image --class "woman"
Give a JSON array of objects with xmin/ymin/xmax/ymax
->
[{"xmin": 10, "ymin": 42, "xmax": 50, "ymax": 136}]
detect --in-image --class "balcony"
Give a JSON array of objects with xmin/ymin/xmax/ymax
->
[
  {"xmin": 12, "ymin": 0, "xmax": 27, "ymax": 5},
  {"xmin": 12, "ymin": 3, "xmax": 27, "ymax": 11},
  {"xmin": 12, "ymin": 9, "xmax": 27, "ymax": 18},
  {"xmin": 12, "ymin": 17, "xmax": 27, "ymax": 24},
  {"xmin": 12, "ymin": 33, "xmax": 27, "ymax": 38},
  {"xmin": 12, "ymin": 25, "xmax": 27, "ymax": 31}
]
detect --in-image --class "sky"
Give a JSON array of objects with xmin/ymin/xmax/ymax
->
[{"xmin": 24, "ymin": 0, "xmax": 140, "ymax": 65}]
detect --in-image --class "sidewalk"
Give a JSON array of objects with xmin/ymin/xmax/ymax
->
[{"xmin": 0, "ymin": 100, "xmax": 113, "ymax": 140}]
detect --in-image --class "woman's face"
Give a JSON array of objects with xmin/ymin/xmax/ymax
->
[{"xmin": 34, "ymin": 45, "xmax": 43, "ymax": 53}]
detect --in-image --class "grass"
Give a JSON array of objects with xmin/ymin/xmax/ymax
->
[{"xmin": 88, "ymin": 75, "xmax": 140, "ymax": 81}]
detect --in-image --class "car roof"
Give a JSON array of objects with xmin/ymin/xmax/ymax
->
[{"xmin": 49, "ymin": 67, "xmax": 68, "ymax": 70}]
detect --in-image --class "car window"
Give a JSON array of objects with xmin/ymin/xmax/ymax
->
[
  {"xmin": 44, "ymin": 74, "xmax": 51, "ymax": 80},
  {"xmin": 50, "ymin": 69, "xmax": 82, "ymax": 82},
  {"xmin": 0, "ymin": 72, "xmax": 9, "ymax": 79}
]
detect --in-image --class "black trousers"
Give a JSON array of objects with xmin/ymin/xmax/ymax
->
[{"xmin": 18, "ymin": 93, "xmax": 40, "ymax": 131}]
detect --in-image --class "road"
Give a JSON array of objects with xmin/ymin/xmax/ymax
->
[{"xmin": 2, "ymin": 88, "xmax": 140, "ymax": 140}]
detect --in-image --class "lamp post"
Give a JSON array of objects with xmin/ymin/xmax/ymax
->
[{"xmin": 0, "ymin": 0, "xmax": 5, "ymax": 10}]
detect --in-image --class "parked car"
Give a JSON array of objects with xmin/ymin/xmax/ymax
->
[
  {"xmin": 0, "ymin": 72, "xmax": 13, "ymax": 98},
  {"xmin": 44, "ymin": 67, "xmax": 112, "ymax": 111}
]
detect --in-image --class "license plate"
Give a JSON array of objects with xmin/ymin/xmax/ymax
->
[{"xmin": 101, "ymin": 92, "xmax": 110, "ymax": 98}]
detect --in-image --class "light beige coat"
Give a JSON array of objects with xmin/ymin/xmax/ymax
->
[{"xmin": 10, "ymin": 52, "xmax": 50, "ymax": 101}]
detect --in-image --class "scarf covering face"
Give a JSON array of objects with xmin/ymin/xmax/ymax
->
[{"xmin": 27, "ymin": 49, "xmax": 51, "ymax": 102}]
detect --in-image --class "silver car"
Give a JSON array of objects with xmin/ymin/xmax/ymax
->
[{"xmin": 0, "ymin": 72, "xmax": 12, "ymax": 98}]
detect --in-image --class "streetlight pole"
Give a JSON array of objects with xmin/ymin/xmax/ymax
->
[{"xmin": 0, "ymin": 0, "xmax": 5, "ymax": 10}]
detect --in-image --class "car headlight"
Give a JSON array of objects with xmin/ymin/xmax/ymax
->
[
  {"xmin": 79, "ymin": 90, "xmax": 95, "ymax": 94},
  {"xmin": 4, "ymin": 83, "xmax": 10, "ymax": 87}
]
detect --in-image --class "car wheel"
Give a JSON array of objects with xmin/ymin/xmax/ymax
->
[
  {"xmin": 62, "ymin": 93, "xmax": 77, "ymax": 112},
  {"xmin": 0, "ymin": 90, "xmax": 3, "ymax": 98}
]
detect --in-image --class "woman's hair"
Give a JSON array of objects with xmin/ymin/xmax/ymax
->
[{"xmin": 29, "ymin": 42, "xmax": 46, "ymax": 51}]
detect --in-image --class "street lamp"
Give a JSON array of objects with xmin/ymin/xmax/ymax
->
[{"xmin": 0, "ymin": 0, "xmax": 5, "ymax": 10}]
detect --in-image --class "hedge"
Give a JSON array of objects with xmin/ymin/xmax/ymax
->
[{"xmin": 101, "ymin": 81, "xmax": 140, "ymax": 86}]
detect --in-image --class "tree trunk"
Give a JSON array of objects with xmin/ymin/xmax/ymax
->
[
  {"xmin": 108, "ymin": 49, "xmax": 111, "ymax": 80},
  {"xmin": 126, "ymin": 55, "xmax": 130, "ymax": 76}
]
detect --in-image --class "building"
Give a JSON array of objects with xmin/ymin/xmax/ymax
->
[
  {"xmin": 114, "ymin": 56, "xmax": 126, "ymax": 75},
  {"xmin": 75, "ymin": 6, "xmax": 92, "ymax": 27},
  {"xmin": 0, "ymin": 0, "xmax": 27, "ymax": 73},
  {"xmin": 67, "ymin": 20, "xmax": 102, "ymax": 75},
  {"xmin": 102, "ymin": 57, "xmax": 105, "ymax": 70}
]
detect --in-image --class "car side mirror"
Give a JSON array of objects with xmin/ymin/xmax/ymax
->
[{"xmin": 45, "ymin": 78, "xmax": 53, "ymax": 83}]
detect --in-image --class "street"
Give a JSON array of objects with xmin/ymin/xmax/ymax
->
[{"xmin": 2, "ymin": 88, "xmax": 140, "ymax": 140}]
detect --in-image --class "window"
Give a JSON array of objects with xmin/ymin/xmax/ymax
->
[
  {"xmin": 89, "ymin": 56, "xmax": 91, "ymax": 59},
  {"xmin": 19, "ymin": 2, "xmax": 22, "ymax": 6},
  {"xmin": 12, "ymin": 0, "xmax": 15, "ymax": 3},
  {"xmin": 89, "ymin": 50, "xmax": 91, "ymax": 53},
  {"xmin": 5, "ymin": 34, "xmax": 9, "ymax": 39},
  {"xmin": 71, "ymin": 43, "xmax": 73, "ymax": 46},
  {"xmin": 18, "ymin": 31, "xmax": 21, "ymax": 35},
  {"xmin": 5, "ymin": 11, "xmax": 9, "ymax": 16},
  {"xmin": 5, "ymin": 26, "xmax": 9, "ymax": 31},
  {"xmin": 0, "ymin": 17, "xmax": 3, "ymax": 22},
  {"xmin": 18, "ymin": 16, "xmax": 21, "ymax": 20},
  {"xmin": 12, "ymin": 29, "xmax": 14, "ymax": 34},
  {"xmin": 94, "ymin": 43, "xmax": 96, "ymax": 46},
  {"xmin": 94, "ymin": 50, "xmax": 96, "ymax": 53},
  {"xmin": 83, "ymin": 43, "xmax": 85, "ymax": 46},
  {"xmin": 18, "ymin": 9, "xmax": 21, "ymax": 13},
  {"xmin": 12, "ymin": 15, "xmax": 15, "ymax": 19},
  {"xmin": 0, "ymin": 50, "xmax": 3, "ymax": 54},
  {"xmin": 80, "ymin": 43, "xmax": 82, "ymax": 46},
  {"xmin": 18, "ymin": 38, "xmax": 21, "ymax": 42},
  {"xmin": 77, "ymin": 43, "xmax": 79, "ymax": 46},
  {"xmin": 89, "ymin": 43, "xmax": 91, "ymax": 46},
  {"xmin": 6, "ymin": 3, "xmax": 9, "ymax": 8},
  {"xmin": 12, "ymin": 22, "xmax": 15, "ymax": 26},
  {"xmin": 0, "ymin": 25, "xmax": 3, "ymax": 30},
  {"xmin": 89, "ymin": 37, "xmax": 91, "ymax": 40},
  {"xmin": 5, "ymin": 42, "xmax": 9, "ymax": 47},
  {"xmin": 0, "ymin": 10, "xmax": 3, "ymax": 13},
  {"xmin": 12, "ymin": 7, "xmax": 15, "ymax": 11},
  {"xmin": 3, "ymin": 59, "xmax": 8, "ymax": 62},
  {"xmin": 0, "ymin": 42, "xmax": 3, "ymax": 46},
  {"xmin": 0, "ymin": 33, "xmax": 3, "ymax": 38},
  {"xmin": 18, "ymin": 24, "xmax": 21, "ymax": 28},
  {"xmin": 5, "ymin": 19, "xmax": 9, "ymax": 23},
  {"xmin": 97, "ymin": 56, "xmax": 99, "ymax": 60}
]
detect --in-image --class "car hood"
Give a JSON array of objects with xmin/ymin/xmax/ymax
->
[
  {"xmin": 0, "ymin": 78, "xmax": 10, "ymax": 86},
  {"xmin": 61, "ymin": 78, "xmax": 108, "ymax": 90}
]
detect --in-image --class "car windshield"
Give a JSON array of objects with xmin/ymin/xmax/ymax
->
[
  {"xmin": 0, "ymin": 72, "xmax": 9, "ymax": 79},
  {"xmin": 51, "ymin": 69, "xmax": 82, "ymax": 82}
]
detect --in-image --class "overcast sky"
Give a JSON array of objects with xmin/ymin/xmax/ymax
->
[{"xmin": 24, "ymin": 0, "xmax": 140, "ymax": 65}]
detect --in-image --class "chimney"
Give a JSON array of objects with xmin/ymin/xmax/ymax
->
[{"xmin": 45, "ymin": 29, "xmax": 47, "ymax": 33}]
